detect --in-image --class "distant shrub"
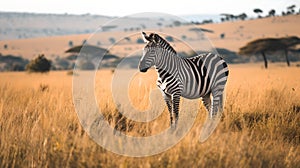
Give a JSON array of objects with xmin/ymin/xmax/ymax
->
[
  {"xmin": 4, "ymin": 44, "xmax": 8, "ymax": 49},
  {"xmin": 11, "ymin": 63, "xmax": 25, "ymax": 71},
  {"xmin": 202, "ymin": 19, "xmax": 213, "ymax": 24},
  {"xmin": 54, "ymin": 57, "xmax": 70, "ymax": 70},
  {"xmin": 165, "ymin": 36, "xmax": 174, "ymax": 42},
  {"xmin": 109, "ymin": 37, "xmax": 116, "ymax": 44},
  {"xmin": 136, "ymin": 38, "xmax": 144, "ymax": 44},
  {"xmin": 124, "ymin": 37, "xmax": 131, "ymax": 42},
  {"xmin": 3, "ymin": 62, "xmax": 25, "ymax": 71},
  {"xmin": 68, "ymin": 40, "xmax": 73, "ymax": 47},
  {"xmin": 26, "ymin": 54, "xmax": 51, "ymax": 73},
  {"xmin": 220, "ymin": 33, "xmax": 225, "ymax": 39},
  {"xmin": 79, "ymin": 60, "xmax": 95, "ymax": 70},
  {"xmin": 173, "ymin": 20, "xmax": 181, "ymax": 27},
  {"xmin": 0, "ymin": 54, "xmax": 29, "ymax": 71}
]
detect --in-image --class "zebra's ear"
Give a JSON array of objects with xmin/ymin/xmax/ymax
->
[{"xmin": 142, "ymin": 32, "xmax": 151, "ymax": 42}]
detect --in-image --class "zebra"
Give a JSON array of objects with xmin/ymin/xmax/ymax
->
[{"xmin": 139, "ymin": 32, "xmax": 229, "ymax": 138}]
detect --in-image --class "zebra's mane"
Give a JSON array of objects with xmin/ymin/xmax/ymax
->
[{"xmin": 148, "ymin": 33, "xmax": 177, "ymax": 55}]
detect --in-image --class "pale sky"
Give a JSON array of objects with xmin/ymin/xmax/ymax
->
[{"xmin": 1, "ymin": 0, "xmax": 300, "ymax": 17}]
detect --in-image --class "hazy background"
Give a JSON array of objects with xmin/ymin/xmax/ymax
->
[{"xmin": 2, "ymin": 0, "xmax": 300, "ymax": 17}]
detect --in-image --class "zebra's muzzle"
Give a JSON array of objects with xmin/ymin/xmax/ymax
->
[{"xmin": 140, "ymin": 68, "xmax": 149, "ymax": 72}]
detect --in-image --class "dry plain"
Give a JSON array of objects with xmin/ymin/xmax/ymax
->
[
  {"xmin": 0, "ymin": 63, "xmax": 299, "ymax": 167},
  {"xmin": 1, "ymin": 13, "xmax": 300, "ymax": 168}
]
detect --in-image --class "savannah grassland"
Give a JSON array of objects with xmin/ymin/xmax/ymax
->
[{"xmin": 0, "ymin": 63, "xmax": 300, "ymax": 168}]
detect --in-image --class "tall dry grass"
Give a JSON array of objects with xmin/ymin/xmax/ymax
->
[{"xmin": 0, "ymin": 64, "xmax": 299, "ymax": 167}]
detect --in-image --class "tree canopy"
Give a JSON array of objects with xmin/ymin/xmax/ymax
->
[
  {"xmin": 65, "ymin": 45, "xmax": 108, "ymax": 55},
  {"xmin": 239, "ymin": 36, "xmax": 300, "ymax": 68},
  {"xmin": 240, "ymin": 36, "xmax": 300, "ymax": 55},
  {"xmin": 253, "ymin": 8, "xmax": 263, "ymax": 18},
  {"xmin": 253, "ymin": 8, "xmax": 263, "ymax": 13}
]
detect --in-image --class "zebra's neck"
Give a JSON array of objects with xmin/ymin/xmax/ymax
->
[{"xmin": 154, "ymin": 48, "xmax": 183, "ymax": 75}]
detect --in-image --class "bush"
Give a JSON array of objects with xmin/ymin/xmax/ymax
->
[
  {"xmin": 68, "ymin": 40, "xmax": 73, "ymax": 47},
  {"xmin": 109, "ymin": 37, "xmax": 116, "ymax": 44},
  {"xmin": 26, "ymin": 54, "xmax": 51, "ymax": 73},
  {"xmin": 220, "ymin": 33, "xmax": 225, "ymax": 39},
  {"xmin": 136, "ymin": 38, "xmax": 144, "ymax": 44},
  {"xmin": 0, "ymin": 54, "xmax": 29, "ymax": 71},
  {"xmin": 165, "ymin": 36, "xmax": 174, "ymax": 42},
  {"xmin": 54, "ymin": 57, "xmax": 70, "ymax": 70},
  {"xmin": 78, "ymin": 60, "xmax": 95, "ymax": 70}
]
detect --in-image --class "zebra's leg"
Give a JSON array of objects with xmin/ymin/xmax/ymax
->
[
  {"xmin": 172, "ymin": 94, "xmax": 181, "ymax": 127},
  {"xmin": 202, "ymin": 93, "xmax": 211, "ymax": 114},
  {"xmin": 210, "ymin": 86, "xmax": 225, "ymax": 118},
  {"xmin": 163, "ymin": 93, "xmax": 173, "ymax": 126},
  {"xmin": 199, "ymin": 89, "xmax": 224, "ymax": 142}
]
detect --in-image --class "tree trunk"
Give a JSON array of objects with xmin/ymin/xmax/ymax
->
[
  {"xmin": 261, "ymin": 51, "xmax": 268, "ymax": 69},
  {"xmin": 284, "ymin": 49, "xmax": 290, "ymax": 67}
]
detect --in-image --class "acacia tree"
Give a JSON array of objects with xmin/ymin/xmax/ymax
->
[
  {"xmin": 287, "ymin": 5, "xmax": 296, "ymax": 14},
  {"xmin": 268, "ymin": 9, "xmax": 276, "ymax": 17},
  {"xmin": 238, "ymin": 13, "xmax": 248, "ymax": 20},
  {"xmin": 253, "ymin": 8, "xmax": 263, "ymax": 18},
  {"xmin": 280, "ymin": 36, "xmax": 300, "ymax": 66},
  {"xmin": 220, "ymin": 13, "xmax": 234, "ymax": 21},
  {"xmin": 239, "ymin": 36, "xmax": 300, "ymax": 68}
]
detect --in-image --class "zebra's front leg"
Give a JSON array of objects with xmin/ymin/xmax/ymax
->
[
  {"xmin": 172, "ymin": 94, "xmax": 181, "ymax": 128},
  {"xmin": 163, "ymin": 93, "xmax": 174, "ymax": 126}
]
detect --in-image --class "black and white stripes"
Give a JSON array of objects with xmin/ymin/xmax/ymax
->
[{"xmin": 139, "ymin": 32, "xmax": 229, "ymax": 127}]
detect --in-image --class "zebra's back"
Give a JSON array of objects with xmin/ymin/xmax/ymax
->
[{"xmin": 179, "ymin": 53, "xmax": 229, "ymax": 99}]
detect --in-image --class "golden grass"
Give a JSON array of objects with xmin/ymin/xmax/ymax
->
[{"xmin": 0, "ymin": 64, "xmax": 300, "ymax": 167}]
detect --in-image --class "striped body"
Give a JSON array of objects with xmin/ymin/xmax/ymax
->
[
  {"xmin": 139, "ymin": 32, "xmax": 229, "ymax": 127},
  {"xmin": 156, "ymin": 53, "xmax": 228, "ymax": 99}
]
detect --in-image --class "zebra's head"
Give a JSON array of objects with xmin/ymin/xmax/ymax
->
[{"xmin": 139, "ymin": 32, "xmax": 160, "ymax": 73}]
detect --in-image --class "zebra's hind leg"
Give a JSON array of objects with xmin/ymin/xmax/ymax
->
[
  {"xmin": 163, "ymin": 93, "xmax": 173, "ymax": 126},
  {"xmin": 199, "ymin": 88, "xmax": 224, "ymax": 142},
  {"xmin": 210, "ymin": 87, "xmax": 225, "ymax": 118},
  {"xmin": 202, "ymin": 93, "xmax": 211, "ymax": 114}
]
